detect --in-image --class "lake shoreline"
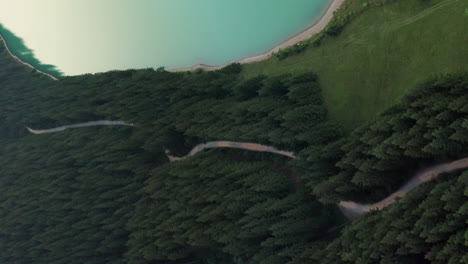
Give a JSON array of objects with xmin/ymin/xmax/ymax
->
[
  {"xmin": 0, "ymin": 33, "xmax": 59, "ymax": 80},
  {"xmin": 169, "ymin": 0, "xmax": 346, "ymax": 72},
  {"xmin": 0, "ymin": 0, "xmax": 344, "ymax": 76}
]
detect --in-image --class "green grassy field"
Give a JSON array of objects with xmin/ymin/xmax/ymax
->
[{"xmin": 242, "ymin": 0, "xmax": 468, "ymax": 131}]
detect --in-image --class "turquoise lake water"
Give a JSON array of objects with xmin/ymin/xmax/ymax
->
[{"xmin": 0, "ymin": 0, "xmax": 330, "ymax": 76}]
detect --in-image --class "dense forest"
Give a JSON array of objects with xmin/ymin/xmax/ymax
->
[
  {"xmin": 299, "ymin": 74, "xmax": 468, "ymax": 204},
  {"xmin": 1, "ymin": 35, "xmax": 467, "ymax": 264}
]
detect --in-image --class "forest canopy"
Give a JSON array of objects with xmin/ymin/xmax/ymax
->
[{"xmin": 0, "ymin": 30, "xmax": 467, "ymax": 264}]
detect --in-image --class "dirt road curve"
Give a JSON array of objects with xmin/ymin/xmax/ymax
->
[
  {"xmin": 338, "ymin": 157, "xmax": 468, "ymax": 219},
  {"xmin": 26, "ymin": 121, "xmax": 134, "ymax": 134},
  {"xmin": 26, "ymin": 123, "xmax": 467, "ymax": 219},
  {"xmin": 169, "ymin": 142, "xmax": 468, "ymax": 219},
  {"xmin": 165, "ymin": 141, "xmax": 296, "ymax": 161}
]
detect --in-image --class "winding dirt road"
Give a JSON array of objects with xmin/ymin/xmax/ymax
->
[
  {"xmin": 26, "ymin": 123, "xmax": 468, "ymax": 219},
  {"xmin": 26, "ymin": 121, "xmax": 134, "ymax": 134},
  {"xmin": 338, "ymin": 157, "xmax": 468, "ymax": 218},
  {"xmin": 165, "ymin": 141, "xmax": 296, "ymax": 161},
  {"xmin": 168, "ymin": 142, "xmax": 468, "ymax": 219}
]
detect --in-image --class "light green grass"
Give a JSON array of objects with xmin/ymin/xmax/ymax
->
[{"xmin": 242, "ymin": 0, "xmax": 468, "ymax": 131}]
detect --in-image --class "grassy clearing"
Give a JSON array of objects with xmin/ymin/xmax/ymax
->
[{"xmin": 241, "ymin": 0, "xmax": 468, "ymax": 131}]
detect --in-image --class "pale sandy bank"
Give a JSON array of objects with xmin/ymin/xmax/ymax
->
[
  {"xmin": 0, "ymin": 34, "xmax": 58, "ymax": 80},
  {"xmin": 169, "ymin": 0, "xmax": 346, "ymax": 72}
]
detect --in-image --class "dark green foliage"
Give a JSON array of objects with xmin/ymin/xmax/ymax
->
[
  {"xmin": 318, "ymin": 170, "xmax": 468, "ymax": 264},
  {"xmin": 1, "ymin": 36, "xmax": 467, "ymax": 264},
  {"xmin": 273, "ymin": 0, "xmax": 404, "ymax": 60},
  {"xmin": 0, "ymin": 43, "xmax": 55, "ymax": 137},
  {"xmin": 306, "ymin": 73, "xmax": 468, "ymax": 204},
  {"xmin": 0, "ymin": 24, "xmax": 63, "ymax": 77},
  {"xmin": 219, "ymin": 63, "xmax": 243, "ymax": 75},
  {"xmin": 324, "ymin": 0, "xmax": 401, "ymax": 38},
  {"xmin": 127, "ymin": 152, "xmax": 341, "ymax": 264},
  {"xmin": 0, "ymin": 39, "xmax": 343, "ymax": 263},
  {"xmin": 258, "ymin": 74, "xmax": 290, "ymax": 97},
  {"xmin": 324, "ymin": 24, "xmax": 342, "ymax": 36},
  {"xmin": 0, "ymin": 128, "xmax": 156, "ymax": 264},
  {"xmin": 233, "ymin": 75, "xmax": 265, "ymax": 100},
  {"xmin": 3, "ymin": 66, "xmax": 333, "ymax": 152},
  {"xmin": 274, "ymin": 42, "xmax": 309, "ymax": 60}
]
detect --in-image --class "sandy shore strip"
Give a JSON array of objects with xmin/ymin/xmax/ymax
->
[
  {"xmin": 169, "ymin": 0, "xmax": 346, "ymax": 72},
  {"xmin": 0, "ymin": 33, "xmax": 58, "ymax": 80},
  {"xmin": 1, "ymin": 0, "xmax": 345, "ymax": 76}
]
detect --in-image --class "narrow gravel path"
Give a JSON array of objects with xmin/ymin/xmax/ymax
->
[
  {"xmin": 166, "ymin": 141, "xmax": 295, "ymax": 161},
  {"xmin": 339, "ymin": 157, "xmax": 468, "ymax": 218},
  {"xmin": 26, "ymin": 121, "xmax": 134, "ymax": 134},
  {"xmin": 168, "ymin": 142, "xmax": 468, "ymax": 219},
  {"xmin": 26, "ymin": 123, "xmax": 468, "ymax": 219}
]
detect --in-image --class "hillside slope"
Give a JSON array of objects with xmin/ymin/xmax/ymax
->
[{"xmin": 242, "ymin": 0, "xmax": 468, "ymax": 131}]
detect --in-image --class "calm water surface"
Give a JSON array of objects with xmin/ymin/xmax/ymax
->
[{"xmin": 0, "ymin": 0, "xmax": 330, "ymax": 76}]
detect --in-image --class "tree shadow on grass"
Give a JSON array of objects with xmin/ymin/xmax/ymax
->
[{"xmin": 0, "ymin": 24, "xmax": 63, "ymax": 78}]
